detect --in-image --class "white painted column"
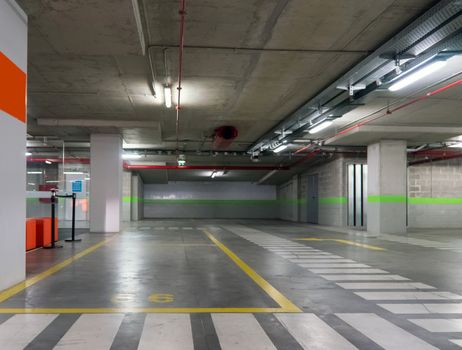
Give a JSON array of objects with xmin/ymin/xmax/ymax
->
[
  {"xmin": 367, "ymin": 140, "xmax": 407, "ymax": 235},
  {"xmin": 0, "ymin": 0, "xmax": 27, "ymax": 291},
  {"xmin": 90, "ymin": 134, "xmax": 122, "ymax": 232}
]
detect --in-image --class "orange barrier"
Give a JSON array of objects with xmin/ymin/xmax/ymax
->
[
  {"xmin": 26, "ymin": 219, "xmax": 37, "ymax": 251},
  {"xmin": 36, "ymin": 217, "xmax": 58, "ymax": 247}
]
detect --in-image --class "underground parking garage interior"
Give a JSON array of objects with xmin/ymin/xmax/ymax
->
[{"xmin": 5, "ymin": 1, "xmax": 462, "ymax": 350}]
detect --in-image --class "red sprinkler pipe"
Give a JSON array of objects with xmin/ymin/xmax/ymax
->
[
  {"xmin": 27, "ymin": 157, "xmax": 90, "ymax": 164},
  {"xmin": 125, "ymin": 165, "xmax": 289, "ymax": 171},
  {"xmin": 175, "ymin": 0, "xmax": 186, "ymax": 150},
  {"xmin": 293, "ymin": 78, "xmax": 462, "ymax": 153}
]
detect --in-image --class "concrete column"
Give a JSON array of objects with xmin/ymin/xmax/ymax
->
[
  {"xmin": 0, "ymin": 0, "xmax": 27, "ymax": 291},
  {"xmin": 90, "ymin": 134, "xmax": 122, "ymax": 232},
  {"xmin": 131, "ymin": 174, "xmax": 144, "ymax": 221},
  {"xmin": 367, "ymin": 140, "xmax": 407, "ymax": 235}
]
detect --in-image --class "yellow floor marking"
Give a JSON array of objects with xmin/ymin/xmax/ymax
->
[
  {"xmin": 0, "ymin": 231, "xmax": 301, "ymax": 314},
  {"xmin": 0, "ymin": 307, "xmax": 290, "ymax": 314},
  {"xmin": 0, "ymin": 237, "xmax": 115, "ymax": 303},
  {"xmin": 295, "ymin": 238, "xmax": 385, "ymax": 251},
  {"xmin": 203, "ymin": 229, "xmax": 301, "ymax": 313}
]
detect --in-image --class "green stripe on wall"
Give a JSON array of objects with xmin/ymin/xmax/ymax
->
[
  {"xmin": 408, "ymin": 197, "xmax": 462, "ymax": 205},
  {"xmin": 368, "ymin": 195, "xmax": 407, "ymax": 203}
]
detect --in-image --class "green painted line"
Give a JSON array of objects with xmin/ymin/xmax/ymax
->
[
  {"xmin": 368, "ymin": 195, "xmax": 407, "ymax": 203},
  {"xmin": 409, "ymin": 197, "xmax": 462, "ymax": 205},
  {"xmin": 319, "ymin": 197, "xmax": 347, "ymax": 204}
]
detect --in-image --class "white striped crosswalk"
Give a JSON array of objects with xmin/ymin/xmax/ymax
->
[
  {"xmin": 276, "ymin": 313, "xmax": 357, "ymax": 350},
  {"xmin": 54, "ymin": 314, "xmax": 124, "ymax": 349},
  {"xmin": 0, "ymin": 314, "xmax": 57, "ymax": 350},
  {"xmin": 138, "ymin": 314, "xmax": 193, "ymax": 350},
  {"xmin": 337, "ymin": 313, "xmax": 438, "ymax": 350},
  {"xmin": 0, "ymin": 312, "xmax": 453, "ymax": 349},
  {"xmin": 212, "ymin": 313, "xmax": 276, "ymax": 350}
]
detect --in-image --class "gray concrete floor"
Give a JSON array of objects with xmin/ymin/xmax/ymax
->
[{"xmin": 2, "ymin": 220, "xmax": 462, "ymax": 349}]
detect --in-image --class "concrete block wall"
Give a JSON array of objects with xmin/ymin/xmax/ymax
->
[
  {"xmin": 277, "ymin": 176, "xmax": 299, "ymax": 222},
  {"xmin": 408, "ymin": 158, "xmax": 462, "ymax": 228}
]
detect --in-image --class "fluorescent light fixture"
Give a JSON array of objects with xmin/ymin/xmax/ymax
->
[
  {"xmin": 389, "ymin": 60, "xmax": 447, "ymax": 91},
  {"xmin": 309, "ymin": 120, "xmax": 333, "ymax": 134},
  {"xmin": 25, "ymin": 152, "xmax": 32, "ymax": 156},
  {"xmin": 27, "ymin": 171, "xmax": 42, "ymax": 175},
  {"xmin": 64, "ymin": 171, "xmax": 84, "ymax": 175},
  {"xmin": 46, "ymin": 180, "xmax": 60, "ymax": 183},
  {"xmin": 45, "ymin": 160, "xmax": 52, "ymax": 164},
  {"xmin": 28, "ymin": 183, "xmax": 35, "ymax": 186},
  {"xmin": 122, "ymin": 153, "xmax": 142, "ymax": 160},
  {"xmin": 85, "ymin": 177, "xmax": 90, "ymax": 180},
  {"xmin": 164, "ymin": 86, "xmax": 172, "ymax": 108},
  {"xmin": 449, "ymin": 142, "xmax": 462, "ymax": 148},
  {"xmin": 211, "ymin": 171, "xmax": 217, "ymax": 178},
  {"xmin": 273, "ymin": 144, "xmax": 288, "ymax": 153},
  {"xmin": 211, "ymin": 171, "xmax": 225, "ymax": 178}
]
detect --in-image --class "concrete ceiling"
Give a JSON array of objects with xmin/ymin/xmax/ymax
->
[
  {"xmin": 21, "ymin": 0, "xmax": 437, "ymax": 152},
  {"xmin": 23, "ymin": 0, "xmax": 462, "ymax": 184}
]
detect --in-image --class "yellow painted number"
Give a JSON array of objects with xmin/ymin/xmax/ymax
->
[{"xmin": 149, "ymin": 293, "xmax": 174, "ymax": 303}]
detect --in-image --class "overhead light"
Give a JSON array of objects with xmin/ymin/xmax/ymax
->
[
  {"xmin": 85, "ymin": 177, "xmax": 91, "ymax": 180},
  {"xmin": 449, "ymin": 142, "xmax": 462, "ymax": 148},
  {"xmin": 388, "ymin": 60, "xmax": 447, "ymax": 91},
  {"xmin": 46, "ymin": 180, "xmax": 60, "ymax": 183},
  {"xmin": 122, "ymin": 153, "xmax": 142, "ymax": 160},
  {"xmin": 211, "ymin": 171, "xmax": 225, "ymax": 178},
  {"xmin": 25, "ymin": 152, "xmax": 32, "ymax": 156},
  {"xmin": 273, "ymin": 144, "xmax": 288, "ymax": 153},
  {"xmin": 27, "ymin": 171, "xmax": 42, "ymax": 175},
  {"xmin": 28, "ymin": 183, "xmax": 35, "ymax": 186},
  {"xmin": 45, "ymin": 160, "xmax": 52, "ymax": 164},
  {"xmin": 309, "ymin": 119, "xmax": 334, "ymax": 134},
  {"xmin": 64, "ymin": 171, "xmax": 84, "ymax": 175},
  {"xmin": 164, "ymin": 86, "xmax": 172, "ymax": 108}
]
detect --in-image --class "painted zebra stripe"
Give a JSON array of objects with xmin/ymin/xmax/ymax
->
[
  {"xmin": 355, "ymin": 291, "xmax": 462, "ymax": 301},
  {"xmin": 337, "ymin": 313, "xmax": 437, "ymax": 350},
  {"xmin": 276, "ymin": 313, "xmax": 357, "ymax": 350},
  {"xmin": 337, "ymin": 282, "xmax": 434, "ymax": 290},
  {"xmin": 54, "ymin": 314, "xmax": 124, "ymax": 349},
  {"xmin": 212, "ymin": 313, "xmax": 276, "ymax": 350},
  {"xmin": 138, "ymin": 314, "xmax": 193, "ymax": 350},
  {"xmin": 0, "ymin": 314, "xmax": 58, "ymax": 350}
]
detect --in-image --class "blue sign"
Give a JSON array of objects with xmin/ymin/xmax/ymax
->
[{"xmin": 72, "ymin": 180, "xmax": 83, "ymax": 193}]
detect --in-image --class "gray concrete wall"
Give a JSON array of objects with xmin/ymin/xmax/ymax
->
[
  {"xmin": 408, "ymin": 158, "xmax": 462, "ymax": 228},
  {"xmin": 277, "ymin": 157, "xmax": 351, "ymax": 226},
  {"xmin": 144, "ymin": 182, "xmax": 277, "ymax": 219}
]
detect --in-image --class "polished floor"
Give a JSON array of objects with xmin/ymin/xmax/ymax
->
[{"xmin": 2, "ymin": 220, "xmax": 462, "ymax": 349}]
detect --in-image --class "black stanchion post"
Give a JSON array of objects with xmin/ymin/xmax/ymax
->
[
  {"xmin": 66, "ymin": 192, "xmax": 81, "ymax": 242},
  {"xmin": 43, "ymin": 190, "xmax": 63, "ymax": 249}
]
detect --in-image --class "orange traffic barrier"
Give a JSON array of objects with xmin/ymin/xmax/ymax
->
[
  {"xmin": 26, "ymin": 219, "xmax": 37, "ymax": 251},
  {"xmin": 36, "ymin": 217, "xmax": 58, "ymax": 247}
]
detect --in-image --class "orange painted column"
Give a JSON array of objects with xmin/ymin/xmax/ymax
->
[{"xmin": 0, "ymin": 0, "xmax": 28, "ymax": 291}]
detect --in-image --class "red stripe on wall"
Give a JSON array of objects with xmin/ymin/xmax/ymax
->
[{"xmin": 0, "ymin": 51, "xmax": 27, "ymax": 123}]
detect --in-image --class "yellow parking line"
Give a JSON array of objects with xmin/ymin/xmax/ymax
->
[
  {"xmin": 0, "ymin": 307, "xmax": 292, "ymax": 314},
  {"xmin": 295, "ymin": 238, "xmax": 385, "ymax": 251},
  {"xmin": 0, "ymin": 237, "xmax": 115, "ymax": 303},
  {"xmin": 203, "ymin": 230, "xmax": 301, "ymax": 313}
]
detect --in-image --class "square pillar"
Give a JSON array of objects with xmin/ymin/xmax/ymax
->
[
  {"xmin": 0, "ymin": 0, "xmax": 27, "ymax": 291},
  {"xmin": 367, "ymin": 140, "xmax": 407, "ymax": 235},
  {"xmin": 90, "ymin": 134, "xmax": 122, "ymax": 232}
]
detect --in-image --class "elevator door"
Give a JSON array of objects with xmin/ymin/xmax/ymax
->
[
  {"xmin": 348, "ymin": 164, "xmax": 367, "ymax": 227},
  {"xmin": 307, "ymin": 174, "xmax": 319, "ymax": 224}
]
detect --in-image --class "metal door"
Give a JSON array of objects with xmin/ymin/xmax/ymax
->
[
  {"xmin": 307, "ymin": 174, "xmax": 319, "ymax": 224},
  {"xmin": 348, "ymin": 164, "xmax": 367, "ymax": 227}
]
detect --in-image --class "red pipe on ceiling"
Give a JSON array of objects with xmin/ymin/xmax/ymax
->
[
  {"xmin": 294, "ymin": 78, "xmax": 462, "ymax": 153},
  {"xmin": 175, "ymin": 0, "xmax": 186, "ymax": 150},
  {"xmin": 27, "ymin": 157, "xmax": 90, "ymax": 164},
  {"xmin": 125, "ymin": 165, "xmax": 289, "ymax": 171}
]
